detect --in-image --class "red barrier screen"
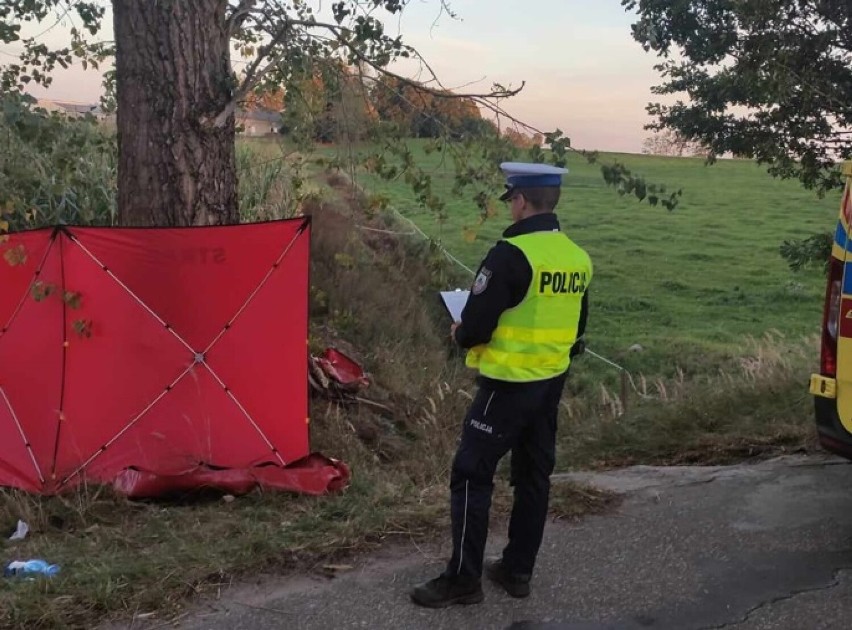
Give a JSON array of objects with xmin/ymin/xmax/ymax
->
[{"xmin": 0, "ymin": 219, "xmax": 341, "ymax": 496}]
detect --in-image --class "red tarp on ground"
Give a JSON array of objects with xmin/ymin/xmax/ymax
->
[{"xmin": 0, "ymin": 220, "xmax": 349, "ymax": 496}]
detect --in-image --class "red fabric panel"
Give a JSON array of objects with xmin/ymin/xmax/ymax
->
[
  {"xmin": 82, "ymin": 365, "xmax": 283, "ymax": 479},
  {"xmin": 0, "ymin": 232, "xmax": 63, "ymax": 487},
  {"xmin": 252, "ymin": 454, "xmax": 350, "ymax": 495},
  {"xmin": 0, "ymin": 230, "xmax": 54, "ymax": 327},
  {"xmin": 0, "ymin": 220, "xmax": 325, "ymax": 496},
  {"xmin": 69, "ymin": 224, "xmax": 305, "ymax": 351},
  {"xmin": 207, "ymin": 222, "xmax": 310, "ymax": 465},
  {"xmin": 54, "ymin": 237, "xmax": 194, "ymax": 482},
  {"xmin": 0, "ymin": 404, "xmax": 41, "ymax": 493},
  {"xmin": 111, "ymin": 454, "xmax": 351, "ymax": 498}
]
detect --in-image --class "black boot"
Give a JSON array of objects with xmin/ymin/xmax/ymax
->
[
  {"xmin": 485, "ymin": 559, "xmax": 531, "ymax": 598},
  {"xmin": 410, "ymin": 574, "xmax": 484, "ymax": 608}
]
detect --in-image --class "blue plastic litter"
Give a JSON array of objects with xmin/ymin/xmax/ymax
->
[{"xmin": 3, "ymin": 559, "xmax": 61, "ymax": 578}]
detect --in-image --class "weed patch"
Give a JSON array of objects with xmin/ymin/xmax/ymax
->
[{"xmin": 557, "ymin": 334, "xmax": 818, "ymax": 469}]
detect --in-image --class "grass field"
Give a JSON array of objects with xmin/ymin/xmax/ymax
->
[{"xmin": 332, "ymin": 141, "xmax": 839, "ymax": 385}]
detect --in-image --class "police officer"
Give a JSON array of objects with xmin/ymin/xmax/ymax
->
[{"xmin": 411, "ymin": 162, "xmax": 592, "ymax": 608}]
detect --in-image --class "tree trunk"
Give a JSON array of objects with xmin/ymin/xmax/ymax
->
[{"xmin": 113, "ymin": 0, "xmax": 238, "ymax": 226}]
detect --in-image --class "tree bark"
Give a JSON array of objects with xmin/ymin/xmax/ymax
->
[{"xmin": 113, "ymin": 0, "xmax": 238, "ymax": 226}]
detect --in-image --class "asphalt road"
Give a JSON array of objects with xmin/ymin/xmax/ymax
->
[{"xmin": 117, "ymin": 455, "xmax": 852, "ymax": 630}]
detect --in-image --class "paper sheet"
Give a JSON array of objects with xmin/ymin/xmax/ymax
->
[{"xmin": 439, "ymin": 290, "xmax": 470, "ymax": 321}]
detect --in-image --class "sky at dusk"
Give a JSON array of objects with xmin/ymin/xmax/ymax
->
[{"xmin": 0, "ymin": 1, "xmax": 667, "ymax": 153}]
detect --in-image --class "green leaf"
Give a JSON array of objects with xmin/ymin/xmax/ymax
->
[
  {"xmin": 30, "ymin": 280, "xmax": 55, "ymax": 302},
  {"xmin": 63, "ymin": 291, "xmax": 82, "ymax": 309}
]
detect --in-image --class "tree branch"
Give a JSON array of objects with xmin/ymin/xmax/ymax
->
[
  {"xmin": 211, "ymin": 11, "xmax": 293, "ymax": 127},
  {"xmin": 331, "ymin": 29, "xmax": 523, "ymax": 100},
  {"xmin": 226, "ymin": 0, "xmax": 259, "ymax": 38}
]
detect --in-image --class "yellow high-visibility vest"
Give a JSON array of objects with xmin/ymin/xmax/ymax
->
[{"xmin": 466, "ymin": 231, "xmax": 592, "ymax": 382}]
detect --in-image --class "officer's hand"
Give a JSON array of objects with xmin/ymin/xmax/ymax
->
[
  {"xmin": 450, "ymin": 321, "xmax": 460, "ymax": 342},
  {"xmin": 569, "ymin": 339, "xmax": 585, "ymax": 358}
]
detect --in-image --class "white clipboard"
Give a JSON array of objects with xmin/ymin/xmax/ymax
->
[{"xmin": 439, "ymin": 289, "xmax": 470, "ymax": 322}]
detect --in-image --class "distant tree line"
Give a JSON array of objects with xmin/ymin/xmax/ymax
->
[{"xmin": 241, "ymin": 61, "xmax": 531, "ymax": 146}]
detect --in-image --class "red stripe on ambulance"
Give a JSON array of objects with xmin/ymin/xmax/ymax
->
[{"xmin": 839, "ymin": 297, "xmax": 852, "ymax": 338}]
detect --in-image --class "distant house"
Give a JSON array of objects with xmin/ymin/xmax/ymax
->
[
  {"xmin": 35, "ymin": 99, "xmax": 281, "ymax": 135},
  {"xmin": 36, "ymin": 99, "xmax": 107, "ymax": 120},
  {"xmin": 236, "ymin": 108, "xmax": 281, "ymax": 136}
]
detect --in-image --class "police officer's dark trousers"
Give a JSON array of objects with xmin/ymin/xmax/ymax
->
[{"xmin": 445, "ymin": 372, "xmax": 567, "ymax": 579}]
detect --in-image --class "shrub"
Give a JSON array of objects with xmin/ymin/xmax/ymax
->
[{"xmin": 0, "ymin": 94, "xmax": 117, "ymax": 229}]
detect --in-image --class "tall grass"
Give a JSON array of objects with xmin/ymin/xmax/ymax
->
[
  {"xmin": 0, "ymin": 107, "xmax": 308, "ymax": 232},
  {"xmin": 0, "ymin": 97, "xmax": 117, "ymax": 229},
  {"xmin": 236, "ymin": 138, "xmax": 329, "ymax": 222},
  {"xmin": 237, "ymin": 142, "xmax": 294, "ymax": 221},
  {"xmin": 558, "ymin": 332, "xmax": 817, "ymax": 468}
]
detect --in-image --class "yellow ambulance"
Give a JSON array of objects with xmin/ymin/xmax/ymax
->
[{"xmin": 811, "ymin": 161, "xmax": 852, "ymax": 456}]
